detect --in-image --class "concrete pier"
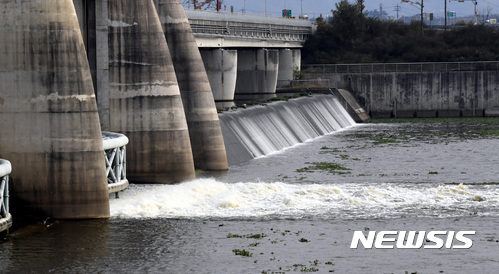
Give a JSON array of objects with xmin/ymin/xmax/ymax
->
[
  {"xmin": 235, "ymin": 49, "xmax": 280, "ymax": 94},
  {"xmin": 200, "ymin": 49, "xmax": 238, "ymax": 102},
  {"xmin": 101, "ymin": 0, "xmax": 196, "ymax": 183},
  {"xmin": 0, "ymin": 0, "xmax": 109, "ymax": 219},
  {"xmin": 156, "ymin": 0, "xmax": 228, "ymax": 171},
  {"xmin": 277, "ymin": 49, "xmax": 301, "ymax": 86}
]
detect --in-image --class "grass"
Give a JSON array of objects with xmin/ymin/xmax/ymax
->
[
  {"xmin": 232, "ymin": 249, "xmax": 253, "ymax": 257},
  {"xmin": 296, "ymin": 162, "xmax": 351, "ymax": 174},
  {"xmin": 367, "ymin": 117, "xmax": 499, "ymax": 124}
]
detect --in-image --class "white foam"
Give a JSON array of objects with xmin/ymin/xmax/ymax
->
[{"xmin": 110, "ymin": 179, "xmax": 499, "ymax": 219}]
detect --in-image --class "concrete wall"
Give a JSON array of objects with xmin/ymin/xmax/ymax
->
[
  {"xmin": 303, "ymin": 62, "xmax": 499, "ymax": 118},
  {"xmin": 0, "ymin": 0, "xmax": 109, "ymax": 219}
]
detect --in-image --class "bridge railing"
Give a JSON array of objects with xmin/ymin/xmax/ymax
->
[
  {"xmin": 303, "ymin": 61, "xmax": 499, "ymax": 74},
  {"xmin": 277, "ymin": 79, "xmax": 331, "ymax": 88},
  {"xmin": 0, "ymin": 159, "xmax": 12, "ymax": 233},
  {"xmin": 102, "ymin": 132, "xmax": 129, "ymax": 198}
]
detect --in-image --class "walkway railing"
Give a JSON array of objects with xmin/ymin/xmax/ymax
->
[
  {"xmin": 303, "ymin": 61, "xmax": 499, "ymax": 74},
  {"xmin": 0, "ymin": 159, "xmax": 12, "ymax": 234},
  {"xmin": 277, "ymin": 79, "xmax": 331, "ymax": 88},
  {"xmin": 102, "ymin": 132, "xmax": 129, "ymax": 198}
]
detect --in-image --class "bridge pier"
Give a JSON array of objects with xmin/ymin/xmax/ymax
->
[
  {"xmin": 235, "ymin": 49, "xmax": 280, "ymax": 94},
  {"xmin": 200, "ymin": 49, "xmax": 238, "ymax": 103},
  {"xmin": 0, "ymin": 0, "xmax": 109, "ymax": 219},
  {"xmin": 278, "ymin": 49, "xmax": 302, "ymax": 87}
]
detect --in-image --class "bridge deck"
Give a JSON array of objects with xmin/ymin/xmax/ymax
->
[{"xmin": 185, "ymin": 10, "xmax": 312, "ymax": 48}]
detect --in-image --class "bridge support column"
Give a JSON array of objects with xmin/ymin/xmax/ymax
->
[
  {"xmin": 200, "ymin": 49, "xmax": 238, "ymax": 102},
  {"xmin": 157, "ymin": 0, "xmax": 229, "ymax": 172},
  {"xmin": 0, "ymin": 0, "xmax": 109, "ymax": 219},
  {"xmin": 278, "ymin": 49, "xmax": 301, "ymax": 86},
  {"xmin": 235, "ymin": 49, "xmax": 279, "ymax": 94},
  {"xmin": 97, "ymin": 0, "xmax": 196, "ymax": 183}
]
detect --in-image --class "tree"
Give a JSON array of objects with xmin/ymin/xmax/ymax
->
[{"xmin": 182, "ymin": 0, "xmax": 224, "ymax": 10}]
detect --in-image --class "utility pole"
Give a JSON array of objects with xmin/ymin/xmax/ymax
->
[
  {"xmin": 420, "ymin": 0, "xmax": 424, "ymax": 34},
  {"xmin": 445, "ymin": 0, "xmax": 447, "ymax": 30},
  {"xmin": 394, "ymin": 4, "xmax": 401, "ymax": 20},
  {"xmin": 301, "ymin": 0, "xmax": 303, "ymax": 18},
  {"xmin": 380, "ymin": 3, "xmax": 383, "ymax": 20}
]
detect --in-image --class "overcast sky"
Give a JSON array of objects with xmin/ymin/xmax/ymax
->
[{"xmin": 191, "ymin": 0, "xmax": 499, "ymax": 19}]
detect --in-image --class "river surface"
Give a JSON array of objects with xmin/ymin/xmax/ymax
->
[{"xmin": 2, "ymin": 120, "xmax": 499, "ymax": 273}]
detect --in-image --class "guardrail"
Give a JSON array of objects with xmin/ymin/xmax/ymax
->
[
  {"xmin": 302, "ymin": 61, "xmax": 499, "ymax": 74},
  {"xmin": 0, "ymin": 159, "xmax": 12, "ymax": 234},
  {"xmin": 102, "ymin": 132, "xmax": 129, "ymax": 198},
  {"xmin": 186, "ymin": 10, "xmax": 312, "ymax": 43},
  {"xmin": 277, "ymin": 79, "xmax": 331, "ymax": 88}
]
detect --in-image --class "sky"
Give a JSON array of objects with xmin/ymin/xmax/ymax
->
[{"xmin": 191, "ymin": 0, "xmax": 499, "ymax": 19}]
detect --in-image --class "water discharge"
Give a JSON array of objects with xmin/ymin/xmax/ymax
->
[
  {"xmin": 110, "ymin": 179, "xmax": 499, "ymax": 219},
  {"xmin": 219, "ymin": 94, "xmax": 356, "ymax": 165}
]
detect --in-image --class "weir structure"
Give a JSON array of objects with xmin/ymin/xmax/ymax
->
[
  {"xmin": 0, "ymin": 0, "xmax": 110, "ymax": 219},
  {"xmin": 0, "ymin": 0, "xmax": 311, "ymax": 220},
  {"xmin": 156, "ymin": 0, "xmax": 228, "ymax": 171},
  {"xmin": 92, "ymin": 0, "xmax": 197, "ymax": 183}
]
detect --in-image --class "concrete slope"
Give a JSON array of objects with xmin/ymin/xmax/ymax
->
[
  {"xmin": 0, "ymin": 0, "xmax": 109, "ymax": 219},
  {"xmin": 156, "ymin": 0, "xmax": 228, "ymax": 171}
]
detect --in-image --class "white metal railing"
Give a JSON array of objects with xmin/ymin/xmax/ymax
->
[
  {"xmin": 102, "ymin": 132, "xmax": 129, "ymax": 198},
  {"xmin": 0, "ymin": 159, "xmax": 12, "ymax": 233}
]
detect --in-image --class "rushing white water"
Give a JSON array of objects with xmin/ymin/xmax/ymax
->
[
  {"xmin": 218, "ymin": 94, "xmax": 356, "ymax": 165},
  {"xmin": 110, "ymin": 179, "xmax": 499, "ymax": 219}
]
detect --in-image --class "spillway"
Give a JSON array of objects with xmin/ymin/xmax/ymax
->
[{"xmin": 218, "ymin": 94, "xmax": 356, "ymax": 166}]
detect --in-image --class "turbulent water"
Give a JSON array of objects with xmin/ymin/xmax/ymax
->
[
  {"xmin": 2, "ymin": 97, "xmax": 499, "ymax": 273},
  {"xmin": 111, "ymin": 179, "xmax": 499, "ymax": 220}
]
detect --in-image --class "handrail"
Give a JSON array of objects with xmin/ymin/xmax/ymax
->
[
  {"xmin": 102, "ymin": 132, "xmax": 129, "ymax": 198},
  {"xmin": 0, "ymin": 159, "xmax": 12, "ymax": 234},
  {"xmin": 302, "ymin": 61, "xmax": 499, "ymax": 74}
]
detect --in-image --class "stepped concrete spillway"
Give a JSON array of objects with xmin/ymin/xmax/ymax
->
[
  {"xmin": 156, "ymin": 0, "xmax": 229, "ymax": 172},
  {"xmin": 219, "ymin": 95, "xmax": 356, "ymax": 166},
  {"xmin": 102, "ymin": 0, "xmax": 196, "ymax": 183},
  {"xmin": 0, "ymin": 0, "xmax": 109, "ymax": 219}
]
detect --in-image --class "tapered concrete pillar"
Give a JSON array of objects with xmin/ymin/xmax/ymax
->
[
  {"xmin": 101, "ymin": 0, "xmax": 196, "ymax": 183},
  {"xmin": 156, "ymin": 0, "xmax": 228, "ymax": 171},
  {"xmin": 235, "ymin": 49, "xmax": 279, "ymax": 94},
  {"xmin": 0, "ymin": 0, "xmax": 109, "ymax": 219},
  {"xmin": 200, "ymin": 49, "xmax": 238, "ymax": 102},
  {"xmin": 278, "ymin": 49, "xmax": 301, "ymax": 85}
]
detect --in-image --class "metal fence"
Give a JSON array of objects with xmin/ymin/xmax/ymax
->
[
  {"xmin": 186, "ymin": 10, "xmax": 312, "ymax": 43},
  {"xmin": 102, "ymin": 132, "xmax": 129, "ymax": 198},
  {"xmin": 0, "ymin": 159, "xmax": 12, "ymax": 233},
  {"xmin": 303, "ymin": 61, "xmax": 499, "ymax": 74},
  {"xmin": 277, "ymin": 79, "xmax": 331, "ymax": 88}
]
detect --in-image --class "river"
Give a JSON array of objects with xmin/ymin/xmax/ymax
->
[{"xmin": 1, "ymin": 117, "xmax": 499, "ymax": 273}]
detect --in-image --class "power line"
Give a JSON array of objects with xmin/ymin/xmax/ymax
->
[{"xmin": 394, "ymin": 4, "xmax": 401, "ymax": 19}]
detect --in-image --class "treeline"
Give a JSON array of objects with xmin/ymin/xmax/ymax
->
[{"xmin": 302, "ymin": 0, "xmax": 499, "ymax": 64}]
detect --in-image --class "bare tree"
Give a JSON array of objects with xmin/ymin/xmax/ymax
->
[
  {"xmin": 477, "ymin": 6, "xmax": 493, "ymax": 25},
  {"xmin": 182, "ymin": 0, "xmax": 225, "ymax": 10}
]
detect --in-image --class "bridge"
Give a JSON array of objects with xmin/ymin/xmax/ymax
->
[
  {"xmin": 0, "ymin": 0, "xmax": 312, "ymax": 223},
  {"xmin": 183, "ymin": 10, "xmax": 312, "ymax": 103}
]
